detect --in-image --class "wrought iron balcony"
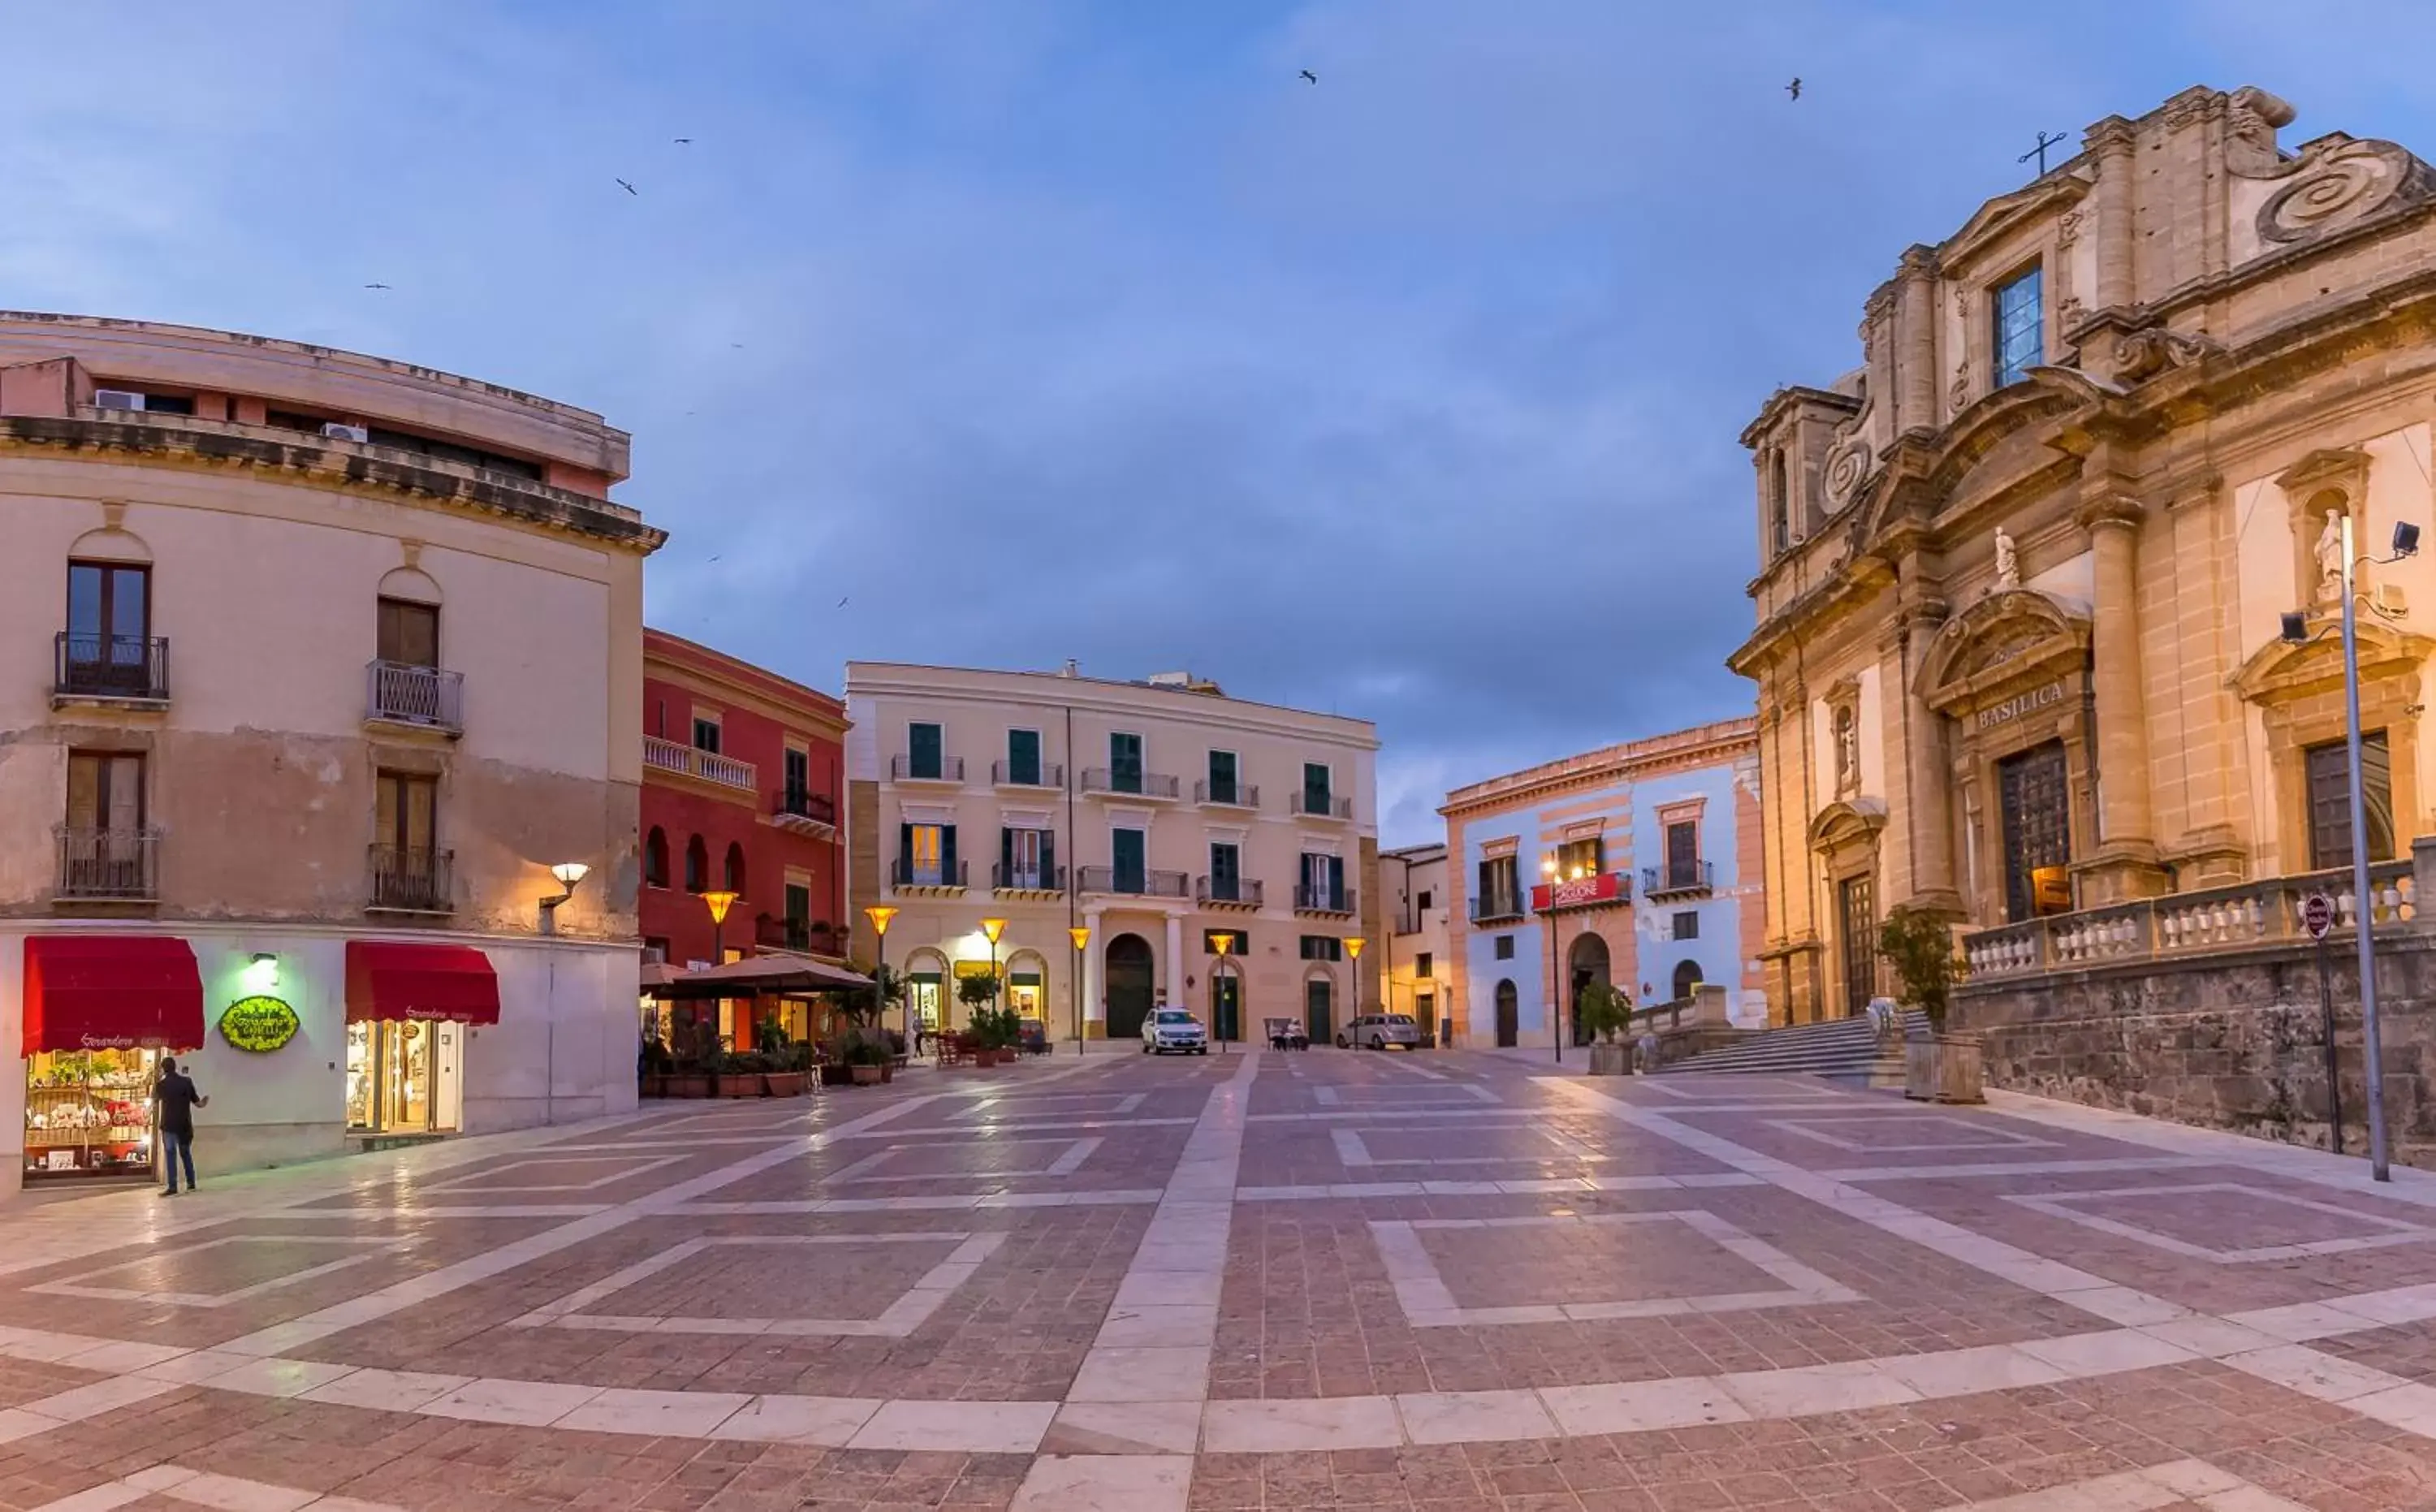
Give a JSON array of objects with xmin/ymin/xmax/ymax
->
[
  {"xmin": 1469, "ymin": 894, "xmax": 1527, "ymax": 924},
  {"xmin": 773, "ymin": 788, "xmax": 837, "ymax": 836},
  {"xmin": 991, "ymin": 863, "xmax": 1068, "ymax": 895},
  {"xmin": 890, "ymin": 754, "xmax": 965, "ymax": 783},
  {"xmin": 1078, "ymin": 866, "xmax": 1190, "ymax": 897},
  {"xmin": 890, "ymin": 858, "xmax": 970, "ymax": 892},
  {"xmin": 1289, "ymin": 791, "xmax": 1353, "ymax": 820},
  {"xmin": 758, "ymin": 916, "xmax": 843, "ymax": 955},
  {"xmin": 1294, "ymin": 885, "xmax": 1357, "ymax": 917},
  {"xmin": 1194, "ymin": 779, "xmax": 1260, "ymax": 808},
  {"xmin": 55, "ymin": 827, "xmax": 160, "ymax": 901},
  {"xmin": 1081, "ymin": 768, "xmax": 1181, "ymax": 800},
  {"xmin": 369, "ymin": 845, "xmax": 454, "ymax": 914},
  {"xmin": 643, "ymin": 736, "xmax": 758, "ymax": 793},
  {"xmin": 1642, "ymin": 861, "xmax": 1715, "ymax": 901},
  {"xmin": 1197, "ymin": 876, "xmax": 1264, "ymax": 909},
  {"xmin": 990, "ymin": 759, "xmax": 1065, "ymax": 788},
  {"xmin": 54, "ymin": 633, "xmax": 168, "ymax": 706},
  {"xmin": 365, "ymin": 659, "xmax": 464, "ymax": 734}
]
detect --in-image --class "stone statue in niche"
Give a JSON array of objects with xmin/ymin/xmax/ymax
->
[
  {"xmin": 1833, "ymin": 705, "xmax": 1859, "ymax": 790},
  {"xmin": 1993, "ymin": 527, "xmax": 2021, "ymax": 590},
  {"xmin": 2316, "ymin": 509, "xmax": 2347, "ymax": 604}
]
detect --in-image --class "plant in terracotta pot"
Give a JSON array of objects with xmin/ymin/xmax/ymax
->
[
  {"xmin": 956, "ymin": 972, "xmax": 1004, "ymax": 1064},
  {"xmin": 1877, "ymin": 905, "xmax": 1982, "ymax": 1104},
  {"xmin": 1575, "ymin": 981, "xmax": 1635, "ymax": 1076}
]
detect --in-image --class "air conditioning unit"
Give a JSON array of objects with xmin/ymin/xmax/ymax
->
[
  {"xmin": 93, "ymin": 389, "xmax": 145, "ymax": 412},
  {"xmin": 321, "ymin": 422, "xmax": 370, "ymax": 443},
  {"xmin": 641, "ymin": 944, "xmax": 667, "ymax": 966}
]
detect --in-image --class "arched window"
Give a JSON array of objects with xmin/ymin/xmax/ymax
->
[
  {"xmin": 1672, "ymin": 960, "xmax": 1704, "ymax": 1002},
  {"xmin": 644, "ymin": 827, "xmax": 669, "ymax": 889},
  {"xmin": 1768, "ymin": 450, "xmax": 1790, "ymax": 555},
  {"xmin": 685, "ymin": 835, "xmax": 709, "ymax": 894},
  {"xmin": 723, "ymin": 841, "xmax": 748, "ymax": 895}
]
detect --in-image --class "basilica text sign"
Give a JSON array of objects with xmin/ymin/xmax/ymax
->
[{"xmin": 1977, "ymin": 680, "xmax": 2067, "ymax": 731}]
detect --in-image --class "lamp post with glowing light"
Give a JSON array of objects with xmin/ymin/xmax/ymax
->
[
  {"xmin": 1068, "ymin": 925, "xmax": 1091, "ymax": 1054},
  {"xmin": 1541, "ymin": 857, "xmax": 1564, "ymax": 1064},
  {"xmin": 865, "ymin": 905, "xmax": 899, "ymax": 1042},
  {"xmin": 701, "ymin": 888, "xmax": 739, "ymax": 1054},
  {"xmin": 1345, "ymin": 936, "xmax": 1366, "ymax": 1046},
  {"xmin": 980, "ymin": 918, "xmax": 1009, "ymax": 1026},
  {"xmin": 1211, "ymin": 931, "xmax": 1237, "ymax": 1052},
  {"xmin": 538, "ymin": 862, "xmax": 590, "ymax": 935}
]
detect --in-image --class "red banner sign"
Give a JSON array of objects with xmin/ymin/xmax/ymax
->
[{"xmin": 1531, "ymin": 871, "xmax": 1622, "ymax": 911}]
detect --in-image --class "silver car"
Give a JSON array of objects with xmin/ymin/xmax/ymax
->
[
  {"xmin": 1142, "ymin": 1008, "xmax": 1209, "ymax": 1056},
  {"xmin": 1338, "ymin": 1013, "xmax": 1421, "ymax": 1051}
]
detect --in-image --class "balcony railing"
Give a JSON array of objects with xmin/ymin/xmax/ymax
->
[
  {"xmin": 1194, "ymin": 780, "xmax": 1260, "ymax": 808},
  {"xmin": 1294, "ymin": 885, "xmax": 1357, "ymax": 916},
  {"xmin": 1470, "ymin": 894, "xmax": 1527, "ymax": 924},
  {"xmin": 1078, "ymin": 866, "xmax": 1190, "ymax": 897},
  {"xmin": 1197, "ymin": 876, "xmax": 1264, "ymax": 908},
  {"xmin": 890, "ymin": 858, "xmax": 970, "ymax": 890},
  {"xmin": 643, "ymin": 736, "xmax": 758, "ymax": 793},
  {"xmin": 55, "ymin": 827, "xmax": 160, "ymax": 901},
  {"xmin": 54, "ymin": 633, "xmax": 168, "ymax": 704},
  {"xmin": 1963, "ymin": 861, "xmax": 2418, "ymax": 983},
  {"xmin": 991, "ymin": 863, "xmax": 1068, "ymax": 894},
  {"xmin": 990, "ymin": 759, "xmax": 1064, "ymax": 788},
  {"xmin": 366, "ymin": 660, "xmax": 464, "ymax": 734},
  {"xmin": 774, "ymin": 788, "xmax": 837, "ymax": 831},
  {"xmin": 758, "ymin": 916, "xmax": 843, "ymax": 956},
  {"xmin": 891, "ymin": 754, "xmax": 965, "ymax": 783},
  {"xmin": 1289, "ymin": 791, "xmax": 1353, "ymax": 820},
  {"xmin": 1081, "ymin": 768, "xmax": 1181, "ymax": 800},
  {"xmin": 369, "ymin": 845, "xmax": 454, "ymax": 914},
  {"xmin": 1643, "ymin": 861, "xmax": 1714, "ymax": 900}
]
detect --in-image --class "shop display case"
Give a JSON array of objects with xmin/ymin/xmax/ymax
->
[{"xmin": 24, "ymin": 1049, "xmax": 158, "ymax": 1181}]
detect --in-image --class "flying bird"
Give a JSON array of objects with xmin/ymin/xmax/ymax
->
[
  {"xmin": 615, "ymin": 178, "xmax": 638, "ymax": 195},
  {"xmin": 1786, "ymin": 77, "xmax": 1801, "ymax": 101},
  {"xmin": 673, "ymin": 137, "xmax": 692, "ymax": 145},
  {"xmin": 836, "ymin": 596, "xmax": 849, "ymax": 608},
  {"xmin": 1299, "ymin": 69, "xmax": 1318, "ymax": 84},
  {"xmin": 362, "ymin": 283, "xmax": 391, "ymax": 290}
]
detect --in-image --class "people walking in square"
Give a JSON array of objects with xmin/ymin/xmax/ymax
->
[{"xmin": 153, "ymin": 1056, "xmax": 208, "ymax": 1196}]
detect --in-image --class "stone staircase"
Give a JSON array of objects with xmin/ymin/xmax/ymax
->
[{"xmin": 1656, "ymin": 1011, "xmax": 1920, "ymax": 1087}]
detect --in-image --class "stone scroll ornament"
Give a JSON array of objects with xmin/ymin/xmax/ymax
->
[{"xmin": 2227, "ymin": 85, "xmax": 2436, "ymax": 246}]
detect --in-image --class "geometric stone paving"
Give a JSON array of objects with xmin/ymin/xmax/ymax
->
[{"xmin": 6, "ymin": 1052, "xmax": 2436, "ymax": 1507}]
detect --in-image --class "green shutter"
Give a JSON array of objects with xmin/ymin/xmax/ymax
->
[{"xmin": 940, "ymin": 824, "xmax": 958, "ymax": 884}]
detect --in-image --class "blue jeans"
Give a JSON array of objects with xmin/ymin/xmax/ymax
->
[{"xmin": 160, "ymin": 1130, "xmax": 195, "ymax": 1192}]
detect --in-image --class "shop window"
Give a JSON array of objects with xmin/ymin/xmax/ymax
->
[
  {"xmin": 348, "ymin": 1020, "xmax": 462, "ymax": 1134},
  {"xmin": 24, "ymin": 1049, "xmax": 162, "ymax": 1180}
]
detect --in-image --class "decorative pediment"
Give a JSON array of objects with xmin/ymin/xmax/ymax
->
[
  {"xmin": 1808, "ymin": 799, "xmax": 1887, "ymax": 855},
  {"xmin": 2229, "ymin": 619, "xmax": 2434, "ymax": 705},
  {"xmin": 1915, "ymin": 589, "xmax": 2092, "ymax": 717},
  {"xmin": 1941, "ymin": 174, "xmax": 2093, "ymax": 275},
  {"xmin": 1846, "ymin": 370, "xmax": 2105, "ymax": 555}
]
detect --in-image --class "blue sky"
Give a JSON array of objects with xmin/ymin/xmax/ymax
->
[{"xmin": 6, "ymin": 2, "xmax": 2428, "ymax": 842}]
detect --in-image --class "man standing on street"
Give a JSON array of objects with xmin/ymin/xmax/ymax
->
[{"xmin": 152, "ymin": 1056, "xmax": 208, "ymax": 1197}]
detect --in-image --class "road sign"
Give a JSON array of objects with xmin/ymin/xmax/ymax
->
[{"xmin": 2304, "ymin": 891, "xmax": 2336, "ymax": 940}]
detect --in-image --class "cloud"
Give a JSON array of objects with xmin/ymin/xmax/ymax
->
[{"xmin": 3, "ymin": 2, "xmax": 2428, "ymax": 843}]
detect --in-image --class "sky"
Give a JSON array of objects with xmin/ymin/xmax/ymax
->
[{"xmin": 5, "ymin": 2, "xmax": 2431, "ymax": 844}]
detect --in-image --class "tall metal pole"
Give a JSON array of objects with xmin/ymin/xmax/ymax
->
[{"xmin": 2340, "ymin": 513, "xmax": 2392, "ymax": 1181}]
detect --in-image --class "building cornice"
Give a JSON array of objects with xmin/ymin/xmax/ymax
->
[
  {"xmin": 646, "ymin": 629, "xmax": 846, "ymax": 735},
  {"xmin": 1440, "ymin": 718, "xmax": 1758, "ymax": 817},
  {"xmin": 845, "ymin": 664, "xmax": 1379, "ymax": 750}
]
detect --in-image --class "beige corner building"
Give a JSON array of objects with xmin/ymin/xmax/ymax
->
[
  {"xmin": 1734, "ymin": 85, "xmax": 2436, "ymax": 1022},
  {"xmin": 845, "ymin": 664, "xmax": 1380, "ymax": 1046},
  {"xmin": 0, "ymin": 313, "xmax": 660, "ymax": 1194}
]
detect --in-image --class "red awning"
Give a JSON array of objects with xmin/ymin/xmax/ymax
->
[
  {"xmin": 22, "ymin": 935, "xmax": 205, "ymax": 1054},
  {"xmin": 346, "ymin": 940, "xmax": 500, "ymax": 1025}
]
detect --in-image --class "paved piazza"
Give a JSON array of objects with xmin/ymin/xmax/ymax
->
[{"xmin": 10, "ymin": 1055, "xmax": 2436, "ymax": 1509}]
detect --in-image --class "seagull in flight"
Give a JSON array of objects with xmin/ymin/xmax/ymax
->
[
  {"xmin": 1786, "ymin": 77, "xmax": 1801, "ymax": 101},
  {"xmin": 836, "ymin": 596, "xmax": 849, "ymax": 608},
  {"xmin": 673, "ymin": 137, "xmax": 692, "ymax": 145},
  {"xmin": 362, "ymin": 283, "xmax": 391, "ymax": 290},
  {"xmin": 1299, "ymin": 69, "xmax": 1318, "ymax": 84},
  {"xmin": 615, "ymin": 178, "xmax": 638, "ymax": 195}
]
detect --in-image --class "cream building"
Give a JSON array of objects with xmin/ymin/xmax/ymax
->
[
  {"xmin": 845, "ymin": 663, "xmax": 1380, "ymax": 1045},
  {"xmin": 0, "ymin": 313, "xmax": 660, "ymax": 1194},
  {"xmin": 1733, "ymin": 85, "xmax": 2436, "ymax": 1022},
  {"xmin": 1379, "ymin": 842, "xmax": 1450, "ymax": 1043}
]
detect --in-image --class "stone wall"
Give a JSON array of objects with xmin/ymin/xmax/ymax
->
[{"xmin": 1955, "ymin": 932, "xmax": 2436, "ymax": 1167}]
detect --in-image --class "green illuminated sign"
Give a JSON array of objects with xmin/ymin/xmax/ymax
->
[{"xmin": 219, "ymin": 995, "xmax": 300, "ymax": 1054}]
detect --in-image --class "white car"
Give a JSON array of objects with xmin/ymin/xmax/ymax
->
[{"xmin": 1142, "ymin": 1008, "xmax": 1209, "ymax": 1056}]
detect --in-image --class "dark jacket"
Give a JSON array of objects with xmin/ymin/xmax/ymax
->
[{"xmin": 153, "ymin": 1070, "xmax": 205, "ymax": 1139}]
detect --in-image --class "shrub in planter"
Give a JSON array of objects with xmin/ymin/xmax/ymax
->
[{"xmin": 1878, "ymin": 905, "xmax": 1982, "ymax": 1104}]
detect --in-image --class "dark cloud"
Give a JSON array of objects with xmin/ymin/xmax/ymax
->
[{"xmin": 2, "ymin": 2, "xmax": 2425, "ymax": 840}]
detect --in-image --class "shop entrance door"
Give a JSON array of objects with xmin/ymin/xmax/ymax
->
[{"xmin": 347, "ymin": 1020, "xmax": 463, "ymax": 1135}]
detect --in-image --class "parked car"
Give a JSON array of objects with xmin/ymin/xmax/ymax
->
[
  {"xmin": 1263, "ymin": 1017, "xmax": 1309, "ymax": 1052},
  {"xmin": 1017, "ymin": 1017, "xmax": 1051, "ymax": 1056},
  {"xmin": 1337, "ymin": 1013, "xmax": 1423, "ymax": 1051},
  {"xmin": 1142, "ymin": 1008, "xmax": 1209, "ymax": 1055}
]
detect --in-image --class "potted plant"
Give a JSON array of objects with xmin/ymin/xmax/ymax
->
[
  {"xmin": 956, "ymin": 973, "xmax": 1004, "ymax": 1064},
  {"xmin": 1576, "ymin": 982, "xmax": 1635, "ymax": 1076},
  {"xmin": 848, "ymin": 1034, "xmax": 891, "ymax": 1085},
  {"xmin": 638, "ymin": 1035, "xmax": 675, "ymax": 1098},
  {"xmin": 1878, "ymin": 905, "xmax": 1981, "ymax": 1104}
]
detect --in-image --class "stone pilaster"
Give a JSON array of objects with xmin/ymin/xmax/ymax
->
[
  {"xmin": 1895, "ymin": 245, "xmax": 1939, "ymax": 434},
  {"xmin": 1899, "ymin": 605, "xmax": 1963, "ymax": 917},
  {"xmin": 2076, "ymin": 494, "xmax": 2170, "ymax": 901},
  {"xmin": 2084, "ymin": 117, "xmax": 2138, "ymax": 311}
]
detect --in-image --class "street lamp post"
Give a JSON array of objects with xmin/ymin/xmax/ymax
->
[
  {"xmin": 1212, "ymin": 931, "xmax": 1237, "ymax": 1052},
  {"xmin": 2281, "ymin": 512, "xmax": 2419, "ymax": 1182},
  {"xmin": 980, "ymin": 918, "xmax": 1008, "ymax": 1039},
  {"xmin": 1345, "ymin": 936, "xmax": 1366, "ymax": 1046},
  {"xmin": 1541, "ymin": 857, "xmax": 1562, "ymax": 1065},
  {"xmin": 865, "ymin": 904, "xmax": 898, "ymax": 1043},
  {"xmin": 1068, "ymin": 925, "xmax": 1091, "ymax": 1054},
  {"xmin": 702, "ymin": 888, "xmax": 738, "ymax": 1052}
]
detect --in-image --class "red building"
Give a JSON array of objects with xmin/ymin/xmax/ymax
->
[{"xmin": 640, "ymin": 630, "xmax": 848, "ymax": 1048}]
